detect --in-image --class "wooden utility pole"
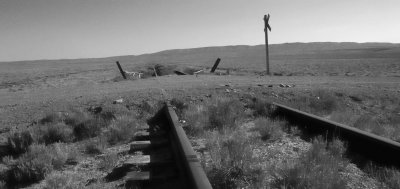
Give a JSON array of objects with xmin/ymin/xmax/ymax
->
[
  {"xmin": 210, "ymin": 58, "xmax": 221, "ymax": 73},
  {"xmin": 116, "ymin": 61, "xmax": 127, "ymax": 79},
  {"xmin": 263, "ymin": 14, "xmax": 271, "ymax": 75}
]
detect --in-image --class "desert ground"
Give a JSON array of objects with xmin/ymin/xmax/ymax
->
[{"xmin": 0, "ymin": 42, "xmax": 400, "ymax": 188}]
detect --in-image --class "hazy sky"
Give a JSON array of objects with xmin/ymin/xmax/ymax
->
[{"xmin": 1, "ymin": 0, "xmax": 399, "ymax": 61}]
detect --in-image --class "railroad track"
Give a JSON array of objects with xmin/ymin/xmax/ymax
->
[
  {"xmin": 119, "ymin": 102, "xmax": 212, "ymax": 189},
  {"xmin": 272, "ymin": 102, "xmax": 400, "ymax": 168}
]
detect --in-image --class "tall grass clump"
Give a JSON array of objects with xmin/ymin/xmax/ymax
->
[
  {"xmin": 253, "ymin": 117, "xmax": 285, "ymax": 141},
  {"xmin": 38, "ymin": 123, "xmax": 74, "ymax": 145},
  {"xmin": 204, "ymin": 129, "xmax": 264, "ymax": 188},
  {"xmin": 272, "ymin": 137, "xmax": 347, "ymax": 189},
  {"xmin": 207, "ymin": 98, "xmax": 244, "ymax": 130},
  {"xmin": 365, "ymin": 165, "xmax": 400, "ymax": 189},
  {"xmin": 183, "ymin": 104, "xmax": 208, "ymax": 136},
  {"xmin": 106, "ymin": 115, "xmax": 137, "ymax": 145}
]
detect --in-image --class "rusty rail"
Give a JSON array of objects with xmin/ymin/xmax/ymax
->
[
  {"xmin": 272, "ymin": 102, "xmax": 400, "ymax": 168},
  {"xmin": 163, "ymin": 103, "xmax": 212, "ymax": 189}
]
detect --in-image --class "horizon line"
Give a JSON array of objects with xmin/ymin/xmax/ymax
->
[{"xmin": 1, "ymin": 41, "xmax": 399, "ymax": 63}]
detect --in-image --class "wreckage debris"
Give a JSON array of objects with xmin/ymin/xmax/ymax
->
[
  {"xmin": 116, "ymin": 61, "xmax": 127, "ymax": 79},
  {"xmin": 210, "ymin": 58, "xmax": 221, "ymax": 73},
  {"xmin": 279, "ymin": 84, "xmax": 295, "ymax": 88},
  {"xmin": 88, "ymin": 106, "xmax": 102, "ymax": 114},
  {"xmin": 124, "ymin": 71, "xmax": 143, "ymax": 79},
  {"xmin": 113, "ymin": 98, "xmax": 124, "ymax": 104}
]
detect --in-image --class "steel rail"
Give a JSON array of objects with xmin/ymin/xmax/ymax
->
[
  {"xmin": 272, "ymin": 102, "xmax": 400, "ymax": 168},
  {"xmin": 163, "ymin": 103, "xmax": 212, "ymax": 189}
]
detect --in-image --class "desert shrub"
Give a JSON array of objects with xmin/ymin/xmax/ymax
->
[
  {"xmin": 329, "ymin": 110, "xmax": 359, "ymax": 126},
  {"xmin": 6, "ymin": 143, "xmax": 76, "ymax": 185},
  {"xmin": 170, "ymin": 98, "xmax": 188, "ymax": 117},
  {"xmin": 50, "ymin": 143, "xmax": 79, "ymax": 169},
  {"xmin": 271, "ymin": 137, "xmax": 347, "ymax": 189},
  {"xmin": 39, "ymin": 112, "xmax": 65, "ymax": 124},
  {"xmin": 183, "ymin": 104, "xmax": 208, "ymax": 136},
  {"xmin": 84, "ymin": 138, "xmax": 107, "ymax": 155},
  {"xmin": 204, "ymin": 129, "xmax": 262, "ymax": 188},
  {"xmin": 72, "ymin": 118, "xmax": 104, "ymax": 140},
  {"xmin": 97, "ymin": 104, "xmax": 132, "ymax": 121},
  {"xmin": 253, "ymin": 117, "xmax": 284, "ymax": 141},
  {"xmin": 7, "ymin": 144, "xmax": 53, "ymax": 184},
  {"xmin": 206, "ymin": 166, "xmax": 243, "ymax": 189},
  {"xmin": 138, "ymin": 100, "xmax": 164, "ymax": 119},
  {"xmin": 85, "ymin": 143, "xmax": 102, "ymax": 155},
  {"xmin": 7, "ymin": 131, "xmax": 34, "ymax": 156},
  {"xmin": 207, "ymin": 98, "xmax": 244, "ymax": 130},
  {"xmin": 98, "ymin": 153, "xmax": 118, "ymax": 172},
  {"xmin": 106, "ymin": 115, "xmax": 137, "ymax": 145},
  {"xmin": 64, "ymin": 109, "xmax": 90, "ymax": 127},
  {"xmin": 352, "ymin": 114, "xmax": 389, "ymax": 136},
  {"xmin": 40, "ymin": 123, "xmax": 74, "ymax": 145},
  {"xmin": 353, "ymin": 114, "xmax": 376, "ymax": 131},
  {"xmin": 309, "ymin": 90, "xmax": 338, "ymax": 114},
  {"xmin": 248, "ymin": 97, "xmax": 274, "ymax": 117},
  {"xmin": 289, "ymin": 89, "xmax": 338, "ymax": 116}
]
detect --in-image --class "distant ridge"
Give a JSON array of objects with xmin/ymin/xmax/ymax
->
[{"xmin": 2, "ymin": 42, "xmax": 400, "ymax": 70}]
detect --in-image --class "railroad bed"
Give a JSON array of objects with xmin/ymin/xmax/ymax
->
[{"xmin": 110, "ymin": 103, "xmax": 212, "ymax": 189}]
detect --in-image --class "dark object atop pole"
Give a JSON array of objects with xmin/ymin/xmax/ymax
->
[
  {"xmin": 210, "ymin": 58, "xmax": 221, "ymax": 73},
  {"xmin": 263, "ymin": 14, "xmax": 271, "ymax": 75},
  {"xmin": 116, "ymin": 61, "xmax": 127, "ymax": 79}
]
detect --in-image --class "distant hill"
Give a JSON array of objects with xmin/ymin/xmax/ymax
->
[
  {"xmin": 2, "ymin": 42, "xmax": 400, "ymax": 76},
  {"xmin": 112, "ymin": 42, "xmax": 400, "ymax": 73}
]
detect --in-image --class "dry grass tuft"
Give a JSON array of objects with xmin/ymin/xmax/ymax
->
[
  {"xmin": 183, "ymin": 104, "xmax": 208, "ymax": 136},
  {"xmin": 105, "ymin": 115, "xmax": 137, "ymax": 145},
  {"xmin": 170, "ymin": 98, "xmax": 188, "ymax": 117},
  {"xmin": 39, "ymin": 123, "xmax": 74, "ymax": 145},
  {"xmin": 84, "ymin": 138, "xmax": 107, "ymax": 155},
  {"xmin": 290, "ymin": 89, "xmax": 338, "ymax": 116},
  {"xmin": 271, "ymin": 137, "xmax": 347, "ymax": 189},
  {"xmin": 98, "ymin": 153, "xmax": 118, "ymax": 172},
  {"xmin": 7, "ymin": 131, "xmax": 34, "ymax": 156},
  {"xmin": 5, "ymin": 143, "xmax": 76, "ymax": 185},
  {"xmin": 253, "ymin": 117, "xmax": 285, "ymax": 141},
  {"xmin": 365, "ymin": 164, "xmax": 400, "ymax": 188},
  {"xmin": 204, "ymin": 129, "xmax": 263, "ymax": 188},
  {"xmin": 207, "ymin": 98, "xmax": 244, "ymax": 130},
  {"xmin": 248, "ymin": 97, "xmax": 274, "ymax": 117}
]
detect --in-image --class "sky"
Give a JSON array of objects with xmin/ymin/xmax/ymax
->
[{"xmin": 1, "ymin": 0, "xmax": 400, "ymax": 62}]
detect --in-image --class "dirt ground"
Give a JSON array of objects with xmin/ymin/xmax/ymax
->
[
  {"xmin": 1, "ymin": 62, "xmax": 400, "ymax": 188},
  {"xmin": 1, "ymin": 68, "xmax": 399, "ymax": 134}
]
